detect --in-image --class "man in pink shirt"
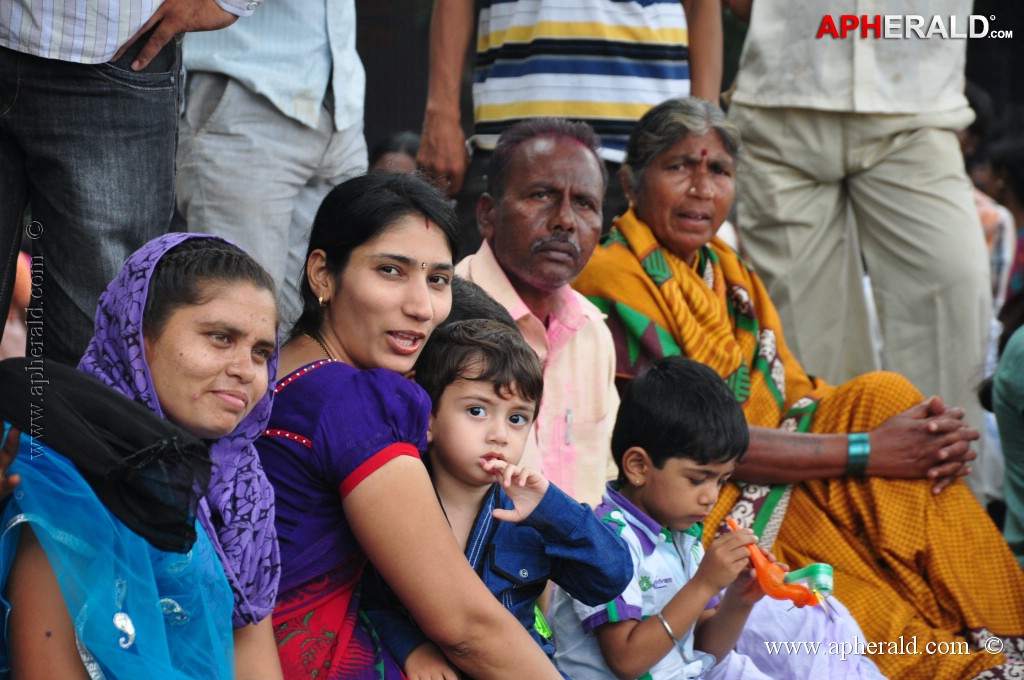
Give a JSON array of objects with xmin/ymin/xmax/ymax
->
[{"xmin": 456, "ymin": 119, "xmax": 618, "ymax": 506}]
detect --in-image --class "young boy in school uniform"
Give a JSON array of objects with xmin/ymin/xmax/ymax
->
[
  {"xmin": 550, "ymin": 356, "xmax": 884, "ymax": 679},
  {"xmin": 363, "ymin": 319, "xmax": 632, "ymax": 678}
]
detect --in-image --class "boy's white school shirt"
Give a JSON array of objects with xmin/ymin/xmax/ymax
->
[{"xmin": 550, "ymin": 487, "xmax": 716, "ymax": 679}]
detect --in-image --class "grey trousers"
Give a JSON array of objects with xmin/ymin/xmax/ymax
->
[{"xmin": 176, "ymin": 72, "xmax": 368, "ymax": 329}]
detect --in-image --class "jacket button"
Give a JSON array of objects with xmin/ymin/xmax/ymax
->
[{"xmin": 519, "ymin": 568, "xmax": 529, "ymax": 579}]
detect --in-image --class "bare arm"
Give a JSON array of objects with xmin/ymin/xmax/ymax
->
[
  {"xmin": 596, "ymin": 580, "xmax": 717, "ymax": 679},
  {"xmin": 417, "ymin": 0, "xmax": 475, "ymax": 195},
  {"xmin": 594, "ymin": 530, "xmax": 755, "ymax": 679},
  {"xmin": 681, "ymin": 0, "xmax": 723, "ymax": 102},
  {"xmin": 736, "ymin": 397, "xmax": 977, "ymax": 493},
  {"xmin": 7, "ymin": 526, "xmax": 90, "ymax": 680},
  {"xmin": 738, "ymin": 427, "xmax": 848, "ymax": 483},
  {"xmin": 233, "ymin": 616, "xmax": 284, "ymax": 680},
  {"xmin": 345, "ymin": 456, "xmax": 561, "ymax": 679},
  {"xmin": 693, "ymin": 597, "xmax": 752, "ymax": 662}
]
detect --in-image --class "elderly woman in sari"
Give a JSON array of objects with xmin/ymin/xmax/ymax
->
[{"xmin": 574, "ymin": 97, "xmax": 1024, "ymax": 680}]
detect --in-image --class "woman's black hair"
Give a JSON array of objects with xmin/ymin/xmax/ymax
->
[
  {"xmin": 290, "ymin": 173, "xmax": 460, "ymax": 340},
  {"xmin": 143, "ymin": 238, "xmax": 276, "ymax": 339},
  {"xmin": 611, "ymin": 355, "xmax": 749, "ymax": 481}
]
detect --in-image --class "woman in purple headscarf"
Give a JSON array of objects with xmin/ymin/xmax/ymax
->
[{"xmin": 0, "ymin": 233, "xmax": 283, "ymax": 678}]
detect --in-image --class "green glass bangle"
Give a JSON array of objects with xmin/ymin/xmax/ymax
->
[{"xmin": 847, "ymin": 433, "xmax": 870, "ymax": 477}]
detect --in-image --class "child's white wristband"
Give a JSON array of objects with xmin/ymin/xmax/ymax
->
[{"xmin": 656, "ymin": 612, "xmax": 681, "ymax": 646}]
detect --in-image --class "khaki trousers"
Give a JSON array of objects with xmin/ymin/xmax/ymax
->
[{"xmin": 731, "ymin": 104, "xmax": 991, "ymax": 496}]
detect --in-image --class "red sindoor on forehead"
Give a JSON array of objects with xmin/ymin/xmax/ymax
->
[{"xmin": 701, "ymin": 148, "xmax": 708, "ymax": 158}]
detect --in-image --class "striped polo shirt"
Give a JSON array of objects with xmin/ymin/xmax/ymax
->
[{"xmin": 472, "ymin": 0, "xmax": 691, "ymax": 162}]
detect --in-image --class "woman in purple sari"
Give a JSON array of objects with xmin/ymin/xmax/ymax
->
[{"xmin": 257, "ymin": 173, "xmax": 562, "ymax": 679}]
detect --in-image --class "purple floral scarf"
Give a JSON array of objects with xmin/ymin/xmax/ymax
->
[{"xmin": 79, "ymin": 232, "xmax": 280, "ymax": 628}]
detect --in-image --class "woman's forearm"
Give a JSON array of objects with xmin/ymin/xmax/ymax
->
[
  {"xmin": 431, "ymin": 605, "xmax": 562, "ymax": 679},
  {"xmin": 736, "ymin": 426, "xmax": 849, "ymax": 483},
  {"xmin": 347, "ymin": 456, "xmax": 561, "ymax": 680},
  {"xmin": 740, "ymin": 397, "xmax": 977, "ymax": 487}
]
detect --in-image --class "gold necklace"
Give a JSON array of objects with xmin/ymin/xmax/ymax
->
[{"xmin": 303, "ymin": 332, "xmax": 334, "ymax": 361}]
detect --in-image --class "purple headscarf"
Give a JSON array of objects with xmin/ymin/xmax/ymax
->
[{"xmin": 79, "ymin": 232, "xmax": 280, "ymax": 628}]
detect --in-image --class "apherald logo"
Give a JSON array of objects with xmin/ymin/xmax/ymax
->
[{"xmin": 816, "ymin": 15, "xmax": 1011, "ymax": 40}]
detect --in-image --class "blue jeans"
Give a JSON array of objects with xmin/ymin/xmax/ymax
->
[{"xmin": 0, "ymin": 34, "xmax": 182, "ymax": 365}]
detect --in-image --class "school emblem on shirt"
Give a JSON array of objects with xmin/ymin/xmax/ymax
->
[{"xmin": 639, "ymin": 575, "xmax": 653, "ymax": 591}]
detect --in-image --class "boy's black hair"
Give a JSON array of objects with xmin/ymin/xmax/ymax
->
[
  {"xmin": 611, "ymin": 356, "xmax": 748, "ymax": 480},
  {"xmin": 414, "ymin": 319, "xmax": 543, "ymax": 418}
]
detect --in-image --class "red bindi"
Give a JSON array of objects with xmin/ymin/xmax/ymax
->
[{"xmin": 701, "ymin": 148, "xmax": 708, "ymax": 158}]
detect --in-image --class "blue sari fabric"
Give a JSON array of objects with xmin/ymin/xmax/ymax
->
[{"xmin": 0, "ymin": 427, "xmax": 234, "ymax": 679}]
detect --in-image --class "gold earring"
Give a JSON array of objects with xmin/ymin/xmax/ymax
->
[{"xmin": 318, "ymin": 295, "xmax": 327, "ymax": 308}]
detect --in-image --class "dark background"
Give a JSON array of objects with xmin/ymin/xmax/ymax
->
[{"xmin": 355, "ymin": 0, "xmax": 1024, "ymax": 152}]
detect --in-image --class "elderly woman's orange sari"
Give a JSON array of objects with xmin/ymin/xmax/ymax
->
[{"xmin": 574, "ymin": 209, "xmax": 1024, "ymax": 680}]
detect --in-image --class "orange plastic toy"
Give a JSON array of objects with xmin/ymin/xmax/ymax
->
[{"xmin": 726, "ymin": 517, "xmax": 822, "ymax": 608}]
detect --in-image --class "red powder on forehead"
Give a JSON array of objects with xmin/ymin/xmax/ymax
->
[
  {"xmin": 701, "ymin": 148, "xmax": 708, "ymax": 158},
  {"xmin": 425, "ymin": 216, "xmax": 430, "ymax": 230},
  {"xmin": 547, "ymin": 133, "xmax": 589, "ymax": 150}
]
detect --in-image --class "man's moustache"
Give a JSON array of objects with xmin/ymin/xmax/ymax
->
[{"xmin": 530, "ymin": 236, "xmax": 581, "ymax": 255}]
